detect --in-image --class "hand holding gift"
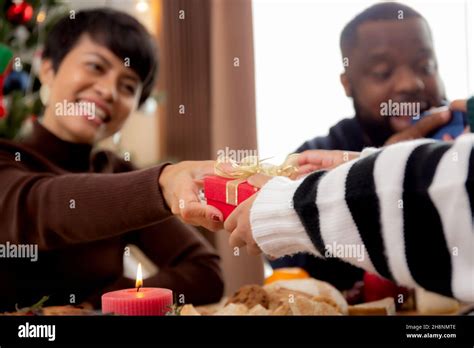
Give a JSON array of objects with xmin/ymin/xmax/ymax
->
[
  {"xmin": 223, "ymin": 149, "xmax": 355, "ymax": 253},
  {"xmin": 203, "ymin": 154, "xmax": 300, "ymax": 221},
  {"xmin": 158, "ymin": 151, "xmax": 334, "ymax": 232},
  {"xmin": 223, "ymin": 173, "xmax": 271, "ymax": 255},
  {"xmin": 159, "ymin": 161, "xmax": 225, "ymax": 231}
]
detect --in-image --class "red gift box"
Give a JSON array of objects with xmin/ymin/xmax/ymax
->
[{"xmin": 204, "ymin": 175, "xmax": 259, "ymax": 220}]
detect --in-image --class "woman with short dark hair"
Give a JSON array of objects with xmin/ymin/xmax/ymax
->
[{"xmin": 0, "ymin": 8, "xmax": 224, "ymax": 311}]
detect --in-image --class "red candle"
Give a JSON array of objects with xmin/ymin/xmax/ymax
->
[{"xmin": 101, "ymin": 263, "xmax": 173, "ymax": 316}]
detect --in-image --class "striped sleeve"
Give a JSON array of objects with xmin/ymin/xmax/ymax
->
[{"xmin": 250, "ymin": 135, "xmax": 474, "ymax": 302}]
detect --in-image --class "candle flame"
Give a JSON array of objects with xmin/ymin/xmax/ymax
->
[{"xmin": 135, "ymin": 263, "xmax": 143, "ymax": 291}]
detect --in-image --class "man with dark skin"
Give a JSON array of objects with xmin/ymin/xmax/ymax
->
[
  {"xmin": 340, "ymin": 7, "xmax": 446, "ymax": 146},
  {"xmin": 271, "ymin": 2, "xmax": 455, "ymax": 292}
]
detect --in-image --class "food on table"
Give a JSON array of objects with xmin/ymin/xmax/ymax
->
[
  {"xmin": 4, "ymin": 279, "xmax": 461, "ymax": 316},
  {"xmin": 247, "ymin": 304, "xmax": 269, "ymax": 315},
  {"xmin": 1, "ymin": 296, "xmax": 96, "ymax": 316},
  {"xmin": 415, "ymin": 288, "xmax": 460, "ymax": 314},
  {"xmin": 226, "ymin": 284, "xmax": 271, "ymax": 309},
  {"xmin": 348, "ymin": 297, "xmax": 396, "ymax": 316},
  {"xmin": 180, "ymin": 304, "xmax": 201, "ymax": 316},
  {"xmin": 264, "ymin": 267, "xmax": 310, "ymax": 285},
  {"xmin": 288, "ymin": 296, "xmax": 341, "ymax": 315},
  {"xmin": 181, "ymin": 278, "xmax": 351, "ymax": 316},
  {"xmin": 271, "ymin": 302, "xmax": 292, "ymax": 315},
  {"xmin": 265, "ymin": 278, "xmax": 349, "ymax": 314},
  {"xmin": 214, "ymin": 303, "xmax": 249, "ymax": 315},
  {"xmin": 4, "ymin": 305, "xmax": 95, "ymax": 316}
]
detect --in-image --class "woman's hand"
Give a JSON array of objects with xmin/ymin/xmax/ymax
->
[{"xmin": 159, "ymin": 161, "xmax": 224, "ymax": 232}]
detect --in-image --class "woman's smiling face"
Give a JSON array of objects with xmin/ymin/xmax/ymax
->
[{"xmin": 40, "ymin": 34, "xmax": 142, "ymax": 144}]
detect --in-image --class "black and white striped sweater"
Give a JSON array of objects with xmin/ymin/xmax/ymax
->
[{"xmin": 250, "ymin": 135, "xmax": 474, "ymax": 302}]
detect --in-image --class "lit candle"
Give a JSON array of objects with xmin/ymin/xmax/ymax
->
[{"xmin": 101, "ymin": 263, "xmax": 173, "ymax": 316}]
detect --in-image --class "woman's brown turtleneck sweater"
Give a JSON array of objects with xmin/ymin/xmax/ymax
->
[{"xmin": 0, "ymin": 121, "xmax": 223, "ymax": 311}]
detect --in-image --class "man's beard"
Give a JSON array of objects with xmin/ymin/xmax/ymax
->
[{"xmin": 352, "ymin": 98, "xmax": 394, "ymax": 148}]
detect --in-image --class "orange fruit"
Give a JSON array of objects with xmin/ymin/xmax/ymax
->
[{"xmin": 264, "ymin": 267, "xmax": 310, "ymax": 285}]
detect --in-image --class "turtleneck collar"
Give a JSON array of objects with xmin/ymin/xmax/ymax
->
[{"xmin": 21, "ymin": 120, "xmax": 93, "ymax": 172}]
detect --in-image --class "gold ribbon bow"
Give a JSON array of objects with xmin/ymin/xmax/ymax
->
[
  {"xmin": 214, "ymin": 154, "xmax": 299, "ymax": 179},
  {"xmin": 214, "ymin": 154, "xmax": 299, "ymax": 206}
]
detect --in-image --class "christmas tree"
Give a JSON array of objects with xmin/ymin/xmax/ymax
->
[{"xmin": 0, "ymin": 0, "xmax": 68, "ymax": 139}]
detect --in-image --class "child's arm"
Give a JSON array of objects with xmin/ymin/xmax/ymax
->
[{"xmin": 227, "ymin": 135, "xmax": 474, "ymax": 302}]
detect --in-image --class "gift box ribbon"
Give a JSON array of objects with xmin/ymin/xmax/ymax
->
[
  {"xmin": 214, "ymin": 155, "xmax": 299, "ymax": 205},
  {"xmin": 225, "ymin": 179, "xmax": 246, "ymax": 206}
]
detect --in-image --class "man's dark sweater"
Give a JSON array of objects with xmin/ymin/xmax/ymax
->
[
  {"xmin": 271, "ymin": 117, "xmax": 371, "ymax": 290},
  {"xmin": 296, "ymin": 117, "xmax": 368, "ymax": 153}
]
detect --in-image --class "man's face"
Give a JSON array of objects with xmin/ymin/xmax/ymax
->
[{"xmin": 342, "ymin": 17, "xmax": 445, "ymax": 144}]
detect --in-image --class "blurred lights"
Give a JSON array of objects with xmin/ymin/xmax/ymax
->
[
  {"xmin": 36, "ymin": 10, "xmax": 46, "ymax": 23},
  {"xmin": 142, "ymin": 97, "xmax": 157, "ymax": 115},
  {"xmin": 136, "ymin": 0, "xmax": 149, "ymax": 13}
]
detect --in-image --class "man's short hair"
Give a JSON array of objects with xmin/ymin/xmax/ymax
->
[{"xmin": 340, "ymin": 2, "xmax": 428, "ymax": 59}]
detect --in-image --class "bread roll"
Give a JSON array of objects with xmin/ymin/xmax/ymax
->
[
  {"xmin": 348, "ymin": 297, "xmax": 396, "ymax": 315},
  {"xmin": 289, "ymin": 296, "xmax": 341, "ymax": 315},
  {"xmin": 264, "ymin": 278, "xmax": 348, "ymax": 314},
  {"xmin": 180, "ymin": 304, "xmax": 201, "ymax": 316},
  {"xmin": 247, "ymin": 304, "xmax": 269, "ymax": 315},
  {"xmin": 415, "ymin": 288, "xmax": 459, "ymax": 314},
  {"xmin": 214, "ymin": 303, "xmax": 249, "ymax": 315}
]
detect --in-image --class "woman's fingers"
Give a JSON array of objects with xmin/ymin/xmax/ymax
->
[{"xmin": 160, "ymin": 161, "xmax": 227, "ymax": 231}]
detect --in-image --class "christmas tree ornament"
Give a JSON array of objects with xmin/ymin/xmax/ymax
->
[
  {"xmin": 0, "ymin": 45, "xmax": 14, "ymax": 118},
  {"xmin": 0, "ymin": 45, "xmax": 13, "ymax": 75},
  {"xmin": 0, "ymin": 75, "xmax": 7, "ymax": 118},
  {"xmin": 3, "ymin": 70, "xmax": 29, "ymax": 94},
  {"xmin": 6, "ymin": 0, "xmax": 34, "ymax": 25},
  {"xmin": 31, "ymin": 49, "xmax": 42, "ymax": 75},
  {"xmin": 12, "ymin": 26, "xmax": 30, "ymax": 46},
  {"xmin": 1, "ymin": 0, "xmax": 65, "ymax": 138},
  {"xmin": 36, "ymin": 7, "xmax": 47, "ymax": 24}
]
